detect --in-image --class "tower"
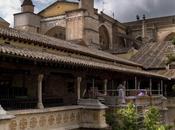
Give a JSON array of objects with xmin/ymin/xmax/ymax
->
[
  {"xmin": 66, "ymin": 0, "xmax": 99, "ymax": 48},
  {"xmin": 21, "ymin": 0, "xmax": 34, "ymax": 13},
  {"xmin": 14, "ymin": 0, "xmax": 40, "ymax": 33},
  {"xmin": 79, "ymin": 0, "xmax": 94, "ymax": 14}
]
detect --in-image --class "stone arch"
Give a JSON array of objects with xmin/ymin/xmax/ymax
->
[
  {"xmin": 136, "ymin": 36, "xmax": 142, "ymax": 42},
  {"xmin": 164, "ymin": 32, "xmax": 175, "ymax": 41},
  {"xmin": 99, "ymin": 25, "xmax": 110, "ymax": 50},
  {"xmin": 45, "ymin": 26, "xmax": 66, "ymax": 40}
]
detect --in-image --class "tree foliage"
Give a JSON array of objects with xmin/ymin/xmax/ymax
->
[
  {"xmin": 106, "ymin": 104, "xmax": 174, "ymax": 130},
  {"xmin": 106, "ymin": 103, "xmax": 138, "ymax": 130},
  {"xmin": 144, "ymin": 107, "xmax": 173, "ymax": 130}
]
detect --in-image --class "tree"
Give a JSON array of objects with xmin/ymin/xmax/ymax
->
[
  {"xmin": 106, "ymin": 104, "xmax": 174, "ymax": 130},
  {"xmin": 106, "ymin": 103, "xmax": 139, "ymax": 130},
  {"xmin": 144, "ymin": 107, "xmax": 161, "ymax": 130},
  {"xmin": 144, "ymin": 107, "xmax": 173, "ymax": 130}
]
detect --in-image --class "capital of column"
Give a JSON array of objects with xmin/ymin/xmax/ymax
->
[
  {"xmin": 38, "ymin": 74, "xmax": 44, "ymax": 81},
  {"xmin": 77, "ymin": 77, "xmax": 82, "ymax": 82},
  {"xmin": 104, "ymin": 79, "xmax": 108, "ymax": 84}
]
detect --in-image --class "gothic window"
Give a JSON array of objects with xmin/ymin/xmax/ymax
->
[{"xmin": 99, "ymin": 25, "xmax": 110, "ymax": 50}]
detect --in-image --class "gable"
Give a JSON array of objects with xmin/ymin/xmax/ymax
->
[{"xmin": 38, "ymin": 1, "xmax": 78, "ymax": 18}]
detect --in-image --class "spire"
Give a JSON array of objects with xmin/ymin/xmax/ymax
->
[
  {"xmin": 21, "ymin": 0, "xmax": 34, "ymax": 13},
  {"xmin": 21, "ymin": 0, "xmax": 34, "ymax": 7}
]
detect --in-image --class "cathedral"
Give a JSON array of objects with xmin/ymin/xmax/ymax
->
[{"xmin": 0, "ymin": 0, "xmax": 174, "ymax": 130}]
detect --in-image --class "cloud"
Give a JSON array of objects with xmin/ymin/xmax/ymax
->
[
  {"xmin": 1, "ymin": 0, "xmax": 175, "ymax": 26},
  {"xmin": 0, "ymin": 0, "xmax": 21, "ymax": 26},
  {"xmin": 100, "ymin": 0, "xmax": 175, "ymax": 22}
]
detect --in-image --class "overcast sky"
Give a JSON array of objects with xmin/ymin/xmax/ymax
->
[{"xmin": 1, "ymin": 0, "xmax": 175, "ymax": 26}]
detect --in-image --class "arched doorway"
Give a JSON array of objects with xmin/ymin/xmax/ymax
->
[
  {"xmin": 99, "ymin": 25, "xmax": 110, "ymax": 50},
  {"xmin": 45, "ymin": 26, "xmax": 66, "ymax": 40},
  {"xmin": 164, "ymin": 32, "xmax": 175, "ymax": 41}
]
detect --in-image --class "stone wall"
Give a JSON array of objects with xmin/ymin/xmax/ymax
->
[
  {"xmin": 40, "ymin": 15, "xmax": 66, "ymax": 35},
  {"xmin": 66, "ymin": 10, "xmax": 84, "ymax": 42},
  {"xmin": 166, "ymin": 97, "xmax": 175, "ymax": 126},
  {"xmin": 14, "ymin": 13, "xmax": 41, "ymax": 33},
  {"xmin": 4, "ymin": 103, "xmax": 107, "ymax": 130}
]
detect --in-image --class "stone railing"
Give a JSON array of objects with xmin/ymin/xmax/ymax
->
[
  {"xmin": 0, "ymin": 99, "xmax": 108, "ymax": 130},
  {"xmin": 167, "ymin": 97, "xmax": 175, "ymax": 108},
  {"xmin": 166, "ymin": 97, "xmax": 175, "ymax": 126}
]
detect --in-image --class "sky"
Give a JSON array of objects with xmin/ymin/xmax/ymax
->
[{"xmin": 1, "ymin": 0, "xmax": 175, "ymax": 26}]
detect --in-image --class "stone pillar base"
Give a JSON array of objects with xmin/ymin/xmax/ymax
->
[
  {"xmin": 78, "ymin": 99, "xmax": 108, "ymax": 129},
  {"xmin": 37, "ymin": 103, "xmax": 44, "ymax": 109}
]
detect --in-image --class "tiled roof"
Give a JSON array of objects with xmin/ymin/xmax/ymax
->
[
  {"xmin": 130, "ymin": 41, "xmax": 174, "ymax": 69},
  {"xmin": 155, "ymin": 69, "xmax": 175, "ymax": 79},
  {"xmin": 0, "ymin": 27, "xmax": 141, "ymax": 67},
  {"xmin": 0, "ymin": 17, "xmax": 9, "ymax": 24},
  {"xmin": 0, "ymin": 44, "xmax": 168, "ymax": 79}
]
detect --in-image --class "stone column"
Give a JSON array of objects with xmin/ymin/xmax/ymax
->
[
  {"xmin": 123, "ymin": 80, "xmax": 127, "ymax": 96},
  {"xmin": 37, "ymin": 74, "xmax": 44, "ymax": 109},
  {"xmin": 104, "ymin": 79, "xmax": 108, "ymax": 96},
  {"xmin": 77, "ymin": 77, "xmax": 82, "ymax": 100},
  {"xmin": 138, "ymin": 80, "xmax": 141, "ymax": 89},
  {"xmin": 158, "ymin": 83, "xmax": 161, "ymax": 95},
  {"xmin": 149, "ymin": 78, "xmax": 152, "ymax": 95},
  {"xmin": 134, "ymin": 76, "xmax": 138, "ymax": 90},
  {"xmin": 92, "ymin": 79, "xmax": 95, "ymax": 98},
  {"xmin": 161, "ymin": 80, "xmax": 163, "ymax": 95}
]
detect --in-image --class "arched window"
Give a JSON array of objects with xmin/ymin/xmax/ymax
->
[
  {"xmin": 45, "ymin": 26, "xmax": 66, "ymax": 40},
  {"xmin": 99, "ymin": 25, "xmax": 110, "ymax": 50},
  {"xmin": 164, "ymin": 32, "xmax": 175, "ymax": 41}
]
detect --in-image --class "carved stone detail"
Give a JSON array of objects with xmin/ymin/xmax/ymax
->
[
  {"xmin": 76, "ymin": 112, "xmax": 81, "ymax": 122},
  {"xmin": 19, "ymin": 118, "xmax": 28, "ymax": 130},
  {"xmin": 9, "ymin": 120, "xmax": 17, "ymax": 130},
  {"xmin": 48, "ymin": 115, "xmax": 55, "ymax": 126},
  {"xmin": 30, "ymin": 117, "xmax": 37, "ymax": 128},
  {"xmin": 70, "ymin": 112, "xmax": 75, "ymax": 122},
  {"xmin": 63, "ymin": 113, "xmax": 69, "ymax": 123},
  {"xmin": 56, "ymin": 113, "xmax": 62, "ymax": 124},
  {"xmin": 39, "ymin": 116, "xmax": 46, "ymax": 127}
]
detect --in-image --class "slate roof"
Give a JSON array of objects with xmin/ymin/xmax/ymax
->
[
  {"xmin": 130, "ymin": 41, "xmax": 175, "ymax": 69},
  {"xmin": 0, "ymin": 44, "xmax": 168, "ymax": 79},
  {"xmin": 0, "ymin": 28, "xmax": 141, "ymax": 67}
]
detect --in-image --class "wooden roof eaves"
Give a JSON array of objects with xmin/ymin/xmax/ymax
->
[
  {"xmin": 0, "ymin": 45, "xmax": 168, "ymax": 80},
  {"xmin": 0, "ymin": 30, "xmax": 142, "ymax": 68}
]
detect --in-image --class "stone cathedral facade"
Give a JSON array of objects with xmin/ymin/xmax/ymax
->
[{"xmin": 0, "ymin": 0, "xmax": 174, "ymax": 130}]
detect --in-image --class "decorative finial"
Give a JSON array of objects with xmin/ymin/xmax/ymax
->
[
  {"xmin": 143, "ymin": 14, "xmax": 146, "ymax": 20},
  {"xmin": 136, "ymin": 15, "xmax": 140, "ymax": 21}
]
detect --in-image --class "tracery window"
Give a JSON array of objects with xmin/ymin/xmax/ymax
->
[{"xmin": 99, "ymin": 25, "xmax": 110, "ymax": 50}]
